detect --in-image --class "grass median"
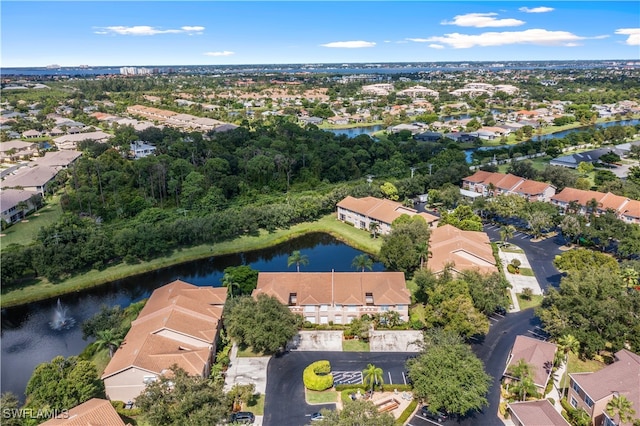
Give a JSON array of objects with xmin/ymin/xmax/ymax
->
[{"xmin": 1, "ymin": 214, "xmax": 382, "ymax": 308}]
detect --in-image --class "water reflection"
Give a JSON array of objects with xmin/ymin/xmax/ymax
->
[{"xmin": 1, "ymin": 233, "xmax": 383, "ymax": 399}]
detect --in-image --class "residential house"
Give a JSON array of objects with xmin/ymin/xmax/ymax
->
[
  {"xmin": 549, "ymin": 148, "xmax": 625, "ymax": 169},
  {"xmin": 0, "ymin": 188, "xmax": 39, "ymax": 224},
  {"xmin": 252, "ymin": 271, "xmax": 411, "ymax": 324},
  {"xmin": 397, "ymin": 85, "xmax": 439, "ymax": 99},
  {"xmin": 503, "ymin": 335, "xmax": 557, "ymax": 394},
  {"xmin": 567, "ymin": 349, "xmax": 640, "ymax": 426},
  {"xmin": 551, "ymin": 188, "xmax": 640, "ymax": 224},
  {"xmin": 413, "ymin": 131, "xmax": 443, "ymax": 142},
  {"xmin": 508, "ymin": 400, "xmax": 570, "ymax": 426},
  {"xmin": 40, "ymin": 398, "xmax": 126, "ymax": 426},
  {"xmin": 53, "ymin": 131, "xmax": 112, "ymax": 150},
  {"xmin": 462, "ymin": 171, "xmax": 556, "ymax": 202},
  {"xmin": 337, "ymin": 196, "xmax": 439, "ymax": 235},
  {"xmin": 299, "ymin": 116, "xmax": 323, "ymax": 126},
  {"xmin": 1, "ymin": 165, "xmax": 58, "ymax": 196},
  {"xmin": 327, "ymin": 116, "xmax": 349, "ymax": 125},
  {"xmin": 0, "ymin": 140, "xmax": 39, "ymax": 162},
  {"xmin": 427, "ymin": 224, "xmax": 498, "ymax": 275},
  {"xmin": 33, "ymin": 150, "xmax": 82, "ymax": 169},
  {"xmin": 129, "ymin": 141, "xmax": 156, "ymax": 159},
  {"xmin": 22, "ymin": 129, "xmax": 42, "ymax": 139},
  {"xmin": 102, "ymin": 280, "xmax": 227, "ymax": 402}
]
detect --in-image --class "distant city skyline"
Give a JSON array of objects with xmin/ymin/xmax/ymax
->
[{"xmin": 2, "ymin": 1, "xmax": 639, "ymax": 68}]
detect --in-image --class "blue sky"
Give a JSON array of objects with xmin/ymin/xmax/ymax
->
[{"xmin": 2, "ymin": 1, "xmax": 639, "ymax": 67}]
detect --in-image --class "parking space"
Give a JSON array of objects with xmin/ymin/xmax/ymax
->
[{"xmin": 332, "ymin": 371, "xmax": 362, "ymax": 385}]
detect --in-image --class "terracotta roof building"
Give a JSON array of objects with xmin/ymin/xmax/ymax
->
[
  {"xmin": 427, "ymin": 224, "xmax": 497, "ymax": 275},
  {"xmin": 462, "ymin": 171, "xmax": 556, "ymax": 202},
  {"xmin": 252, "ymin": 271, "xmax": 410, "ymax": 324},
  {"xmin": 337, "ymin": 196, "xmax": 438, "ymax": 236},
  {"xmin": 568, "ymin": 349, "xmax": 640, "ymax": 426},
  {"xmin": 504, "ymin": 335, "xmax": 558, "ymax": 391},
  {"xmin": 508, "ymin": 400, "xmax": 570, "ymax": 426},
  {"xmin": 551, "ymin": 188, "xmax": 640, "ymax": 224},
  {"xmin": 40, "ymin": 398, "xmax": 126, "ymax": 426},
  {"xmin": 102, "ymin": 280, "xmax": 226, "ymax": 403}
]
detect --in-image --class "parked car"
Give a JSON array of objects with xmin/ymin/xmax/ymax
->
[
  {"xmin": 230, "ymin": 411, "xmax": 255, "ymax": 424},
  {"xmin": 421, "ymin": 406, "xmax": 447, "ymax": 423},
  {"xmin": 310, "ymin": 412, "xmax": 325, "ymax": 421}
]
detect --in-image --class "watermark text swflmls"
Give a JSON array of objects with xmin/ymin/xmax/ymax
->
[{"xmin": 2, "ymin": 408, "xmax": 70, "ymax": 419}]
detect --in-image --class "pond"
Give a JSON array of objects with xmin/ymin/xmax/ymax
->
[
  {"xmin": 0, "ymin": 232, "xmax": 384, "ymax": 400},
  {"xmin": 326, "ymin": 125, "xmax": 383, "ymax": 138}
]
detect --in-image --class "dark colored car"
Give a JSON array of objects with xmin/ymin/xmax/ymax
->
[
  {"xmin": 310, "ymin": 412, "xmax": 325, "ymax": 421},
  {"xmin": 230, "ymin": 411, "xmax": 255, "ymax": 424},
  {"xmin": 421, "ymin": 406, "xmax": 448, "ymax": 423},
  {"xmin": 495, "ymin": 305, "xmax": 507, "ymax": 316}
]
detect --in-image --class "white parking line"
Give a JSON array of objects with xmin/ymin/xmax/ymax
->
[
  {"xmin": 402, "ymin": 371, "xmax": 407, "ymax": 385},
  {"xmin": 521, "ymin": 234, "xmax": 529, "ymax": 239},
  {"xmin": 415, "ymin": 414, "xmax": 442, "ymax": 425},
  {"xmin": 388, "ymin": 371, "xmax": 392, "ymax": 385}
]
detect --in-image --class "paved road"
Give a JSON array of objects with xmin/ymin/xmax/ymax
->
[
  {"xmin": 407, "ymin": 224, "xmax": 563, "ymax": 426},
  {"xmin": 264, "ymin": 352, "xmax": 415, "ymax": 426}
]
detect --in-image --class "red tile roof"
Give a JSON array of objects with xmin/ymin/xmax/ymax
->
[
  {"xmin": 506, "ymin": 335, "xmax": 557, "ymax": 389},
  {"xmin": 508, "ymin": 400, "xmax": 570, "ymax": 426},
  {"xmin": 40, "ymin": 398, "xmax": 126, "ymax": 426},
  {"xmin": 427, "ymin": 224, "xmax": 497, "ymax": 274}
]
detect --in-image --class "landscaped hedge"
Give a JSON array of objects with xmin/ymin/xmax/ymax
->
[
  {"xmin": 303, "ymin": 360, "xmax": 334, "ymax": 391},
  {"xmin": 395, "ymin": 399, "xmax": 418, "ymax": 425}
]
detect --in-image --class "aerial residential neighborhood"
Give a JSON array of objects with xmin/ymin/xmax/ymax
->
[{"xmin": 1, "ymin": 1, "xmax": 640, "ymax": 426}]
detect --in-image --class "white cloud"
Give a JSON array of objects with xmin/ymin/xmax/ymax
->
[
  {"xmin": 411, "ymin": 29, "xmax": 588, "ymax": 48},
  {"xmin": 442, "ymin": 13, "xmax": 525, "ymax": 28},
  {"xmin": 320, "ymin": 41, "xmax": 376, "ymax": 48},
  {"xmin": 615, "ymin": 28, "xmax": 640, "ymax": 46},
  {"xmin": 94, "ymin": 25, "xmax": 204, "ymax": 36},
  {"xmin": 429, "ymin": 44, "xmax": 445, "ymax": 49},
  {"xmin": 519, "ymin": 7, "xmax": 554, "ymax": 13},
  {"xmin": 204, "ymin": 51, "xmax": 235, "ymax": 57}
]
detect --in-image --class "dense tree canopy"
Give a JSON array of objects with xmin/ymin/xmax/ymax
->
[
  {"xmin": 25, "ymin": 356, "xmax": 104, "ymax": 412},
  {"xmin": 407, "ymin": 332, "xmax": 491, "ymax": 416},
  {"xmin": 134, "ymin": 366, "xmax": 229, "ymax": 426},
  {"xmin": 224, "ymin": 294, "xmax": 300, "ymax": 353},
  {"xmin": 313, "ymin": 399, "xmax": 395, "ymax": 426}
]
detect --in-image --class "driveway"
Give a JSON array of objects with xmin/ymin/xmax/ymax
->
[
  {"xmin": 264, "ymin": 351, "xmax": 415, "ymax": 426},
  {"xmin": 369, "ymin": 330, "xmax": 423, "ymax": 352},
  {"xmin": 407, "ymin": 225, "xmax": 563, "ymax": 426}
]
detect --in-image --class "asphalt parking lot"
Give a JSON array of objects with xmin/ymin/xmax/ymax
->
[{"xmin": 263, "ymin": 352, "xmax": 416, "ymax": 426}]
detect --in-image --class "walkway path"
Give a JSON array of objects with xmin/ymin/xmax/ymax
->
[
  {"xmin": 496, "ymin": 244, "xmax": 544, "ymax": 313},
  {"xmin": 224, "ymin": 344, "xmax": 268, "ymax": 425}
]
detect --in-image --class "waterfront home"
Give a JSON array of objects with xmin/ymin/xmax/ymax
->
[
  {"xmin": 337, "ymin": 196, "xmax": 438, "ymax": 235},
  {"xmin": 0, "ymin": 140, "xmax": 39, "ymax": 162},
  {"xmin": 102, "ymin": 280, "xmax": 227, "ymax": 403},
  {"xmin": 252, "ymin": 271, "xmax": 410, "ymax": 324}
]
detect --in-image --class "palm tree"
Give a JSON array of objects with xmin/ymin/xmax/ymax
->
[
  {"xmin": 557, "ymin": 334, "xmax": 580, "ymax": 398},
  {"xmin": 500, "ymin": 225, "xmax": 515, "ymax": 247},
  {"xmin": 415, "ymin": 242, "xmax": 432, "ymax": 270},
  {"xmin": 369, "ymin": 222, "xmax": 380, "ymax": 239},
  {"xmin": 511, "ymin": 376, "xmax": 539, "ymax": 402},
  {"xmin": 352, "ymin": 254, "xmax": 373, "ymax": 272},
  {"xmin": 287, "ymin": 250, "xmax": 309, "ymax": 272},
  {"xmin": 222, "ymin": 273, "xmax": 240, "ymax": 298},
  {"xmin": 606, "ymin": 394, "xmax": 636, "ymax": 425},
  {"xmin": 362, "ymin": 363, "xmax": 384, "ymax": 394},
  {"xmin": 95, "ymin": 329, "xmax": 122, "ymax": 358},
  {"xmin": 621, "ymin": 267, "xmax": 639, "ymax": 292}
]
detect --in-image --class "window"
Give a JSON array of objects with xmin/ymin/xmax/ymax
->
[
  {"xmin": 381, "ymin": 305, "xmax": 389, "ymax": 312},
  {"xmin": 572, "ymin": 381, "xmax": 581, "ymax": 394},
  {"xmin": 289, "ymin": 293, "xmax": 297, "ymax": 305},
  {"xmin": 334, "ymin": 316, "xmax": 342, "ymax": 324},
  {"xmin": 143, "ymin": 376, "xmax": 157, "ymax": 385},
  {"xmin": 320, "ymin": 305, "xmax": 328, "ymax": 312},
  {"xmin": 570, "ymin": 397, "xmax": 578, "ymax": 408},
  {"xmin": 305, "ymin": 316, "xmax": 316, "ymax": 324},
  {"xmin": 584, "ymin": 395, "xmax": 593, "ymax": 408},
  {"xmin": 304, "ymin": 305, "xmax": 315, "ymax": 312},
  {"xmin": 320, "ymin": 316, "xmax": 328, "ymax": 324},
  {"xmin": 365, "ymin": 293, "xmax": 374, "ymax": 305},
  {"xmin": 603, "ymin": 414, "xmax": 617, "ymax": 426}
]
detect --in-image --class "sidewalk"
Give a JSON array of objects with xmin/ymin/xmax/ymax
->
[
  {"xmin": 497, "ymin": 245, "xmax": 543, "ymax": 313},
  {"xmin": 224, "ymin": 343, "xmax": 269, "ymax": 426}
]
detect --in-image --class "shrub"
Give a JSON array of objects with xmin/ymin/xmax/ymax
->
[
  {"xmin": 510, "ymin": 259, "xmax": 521, "ymax": 269},
  {"xmin": 507, "ymin": 264, "xmax": 517, "ymax": 274},
  {"xmin": 521, "ymin": 287, "xmax": 534, "ymax": 300},
  {"xmin": 395, "ymin": 399, "xmax": 418, "ymax": 425},
  {"xmin": 303, "ymin": 360, "xmax": 333, "ymax": 391}
]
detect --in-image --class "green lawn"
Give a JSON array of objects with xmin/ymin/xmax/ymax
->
[
  {"xmin": 501, "ymin": 246, "xmax": 525, "ymax": 254},
  {"xmin": 245, "ymin": 394, "xmax": 265, "ymax": 415},
  {"xmin": 560, "ymin": 352, "xmax": 606, "ymax": 388},
  {"xmin": 1, "ymin": 213, "xmax": 383, "ymax": 308},
  {"xmin": 0, "ymin": 196, "xmax": 63, "ymax": 247},
  {"xmin": 343, "ymin": 339, "xmax": 370, "ymax": 352},
  {"xmin": 90, "ymin": 347, "xmax": 112, "ymax": 376},
  {"xmin": 236, "ymin": 345, "xmax": 265, "ymax": 358},
  {"xmin": 517, "ymin": 294, "xmax": 544, "ymax": 310},
  {"xmin": 518, "ymin": 268, "xmax": 535, "ymax": 277},
  {"xmin": 306, "ymin": 389, "xmax": 338, "ymax": 404}
]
